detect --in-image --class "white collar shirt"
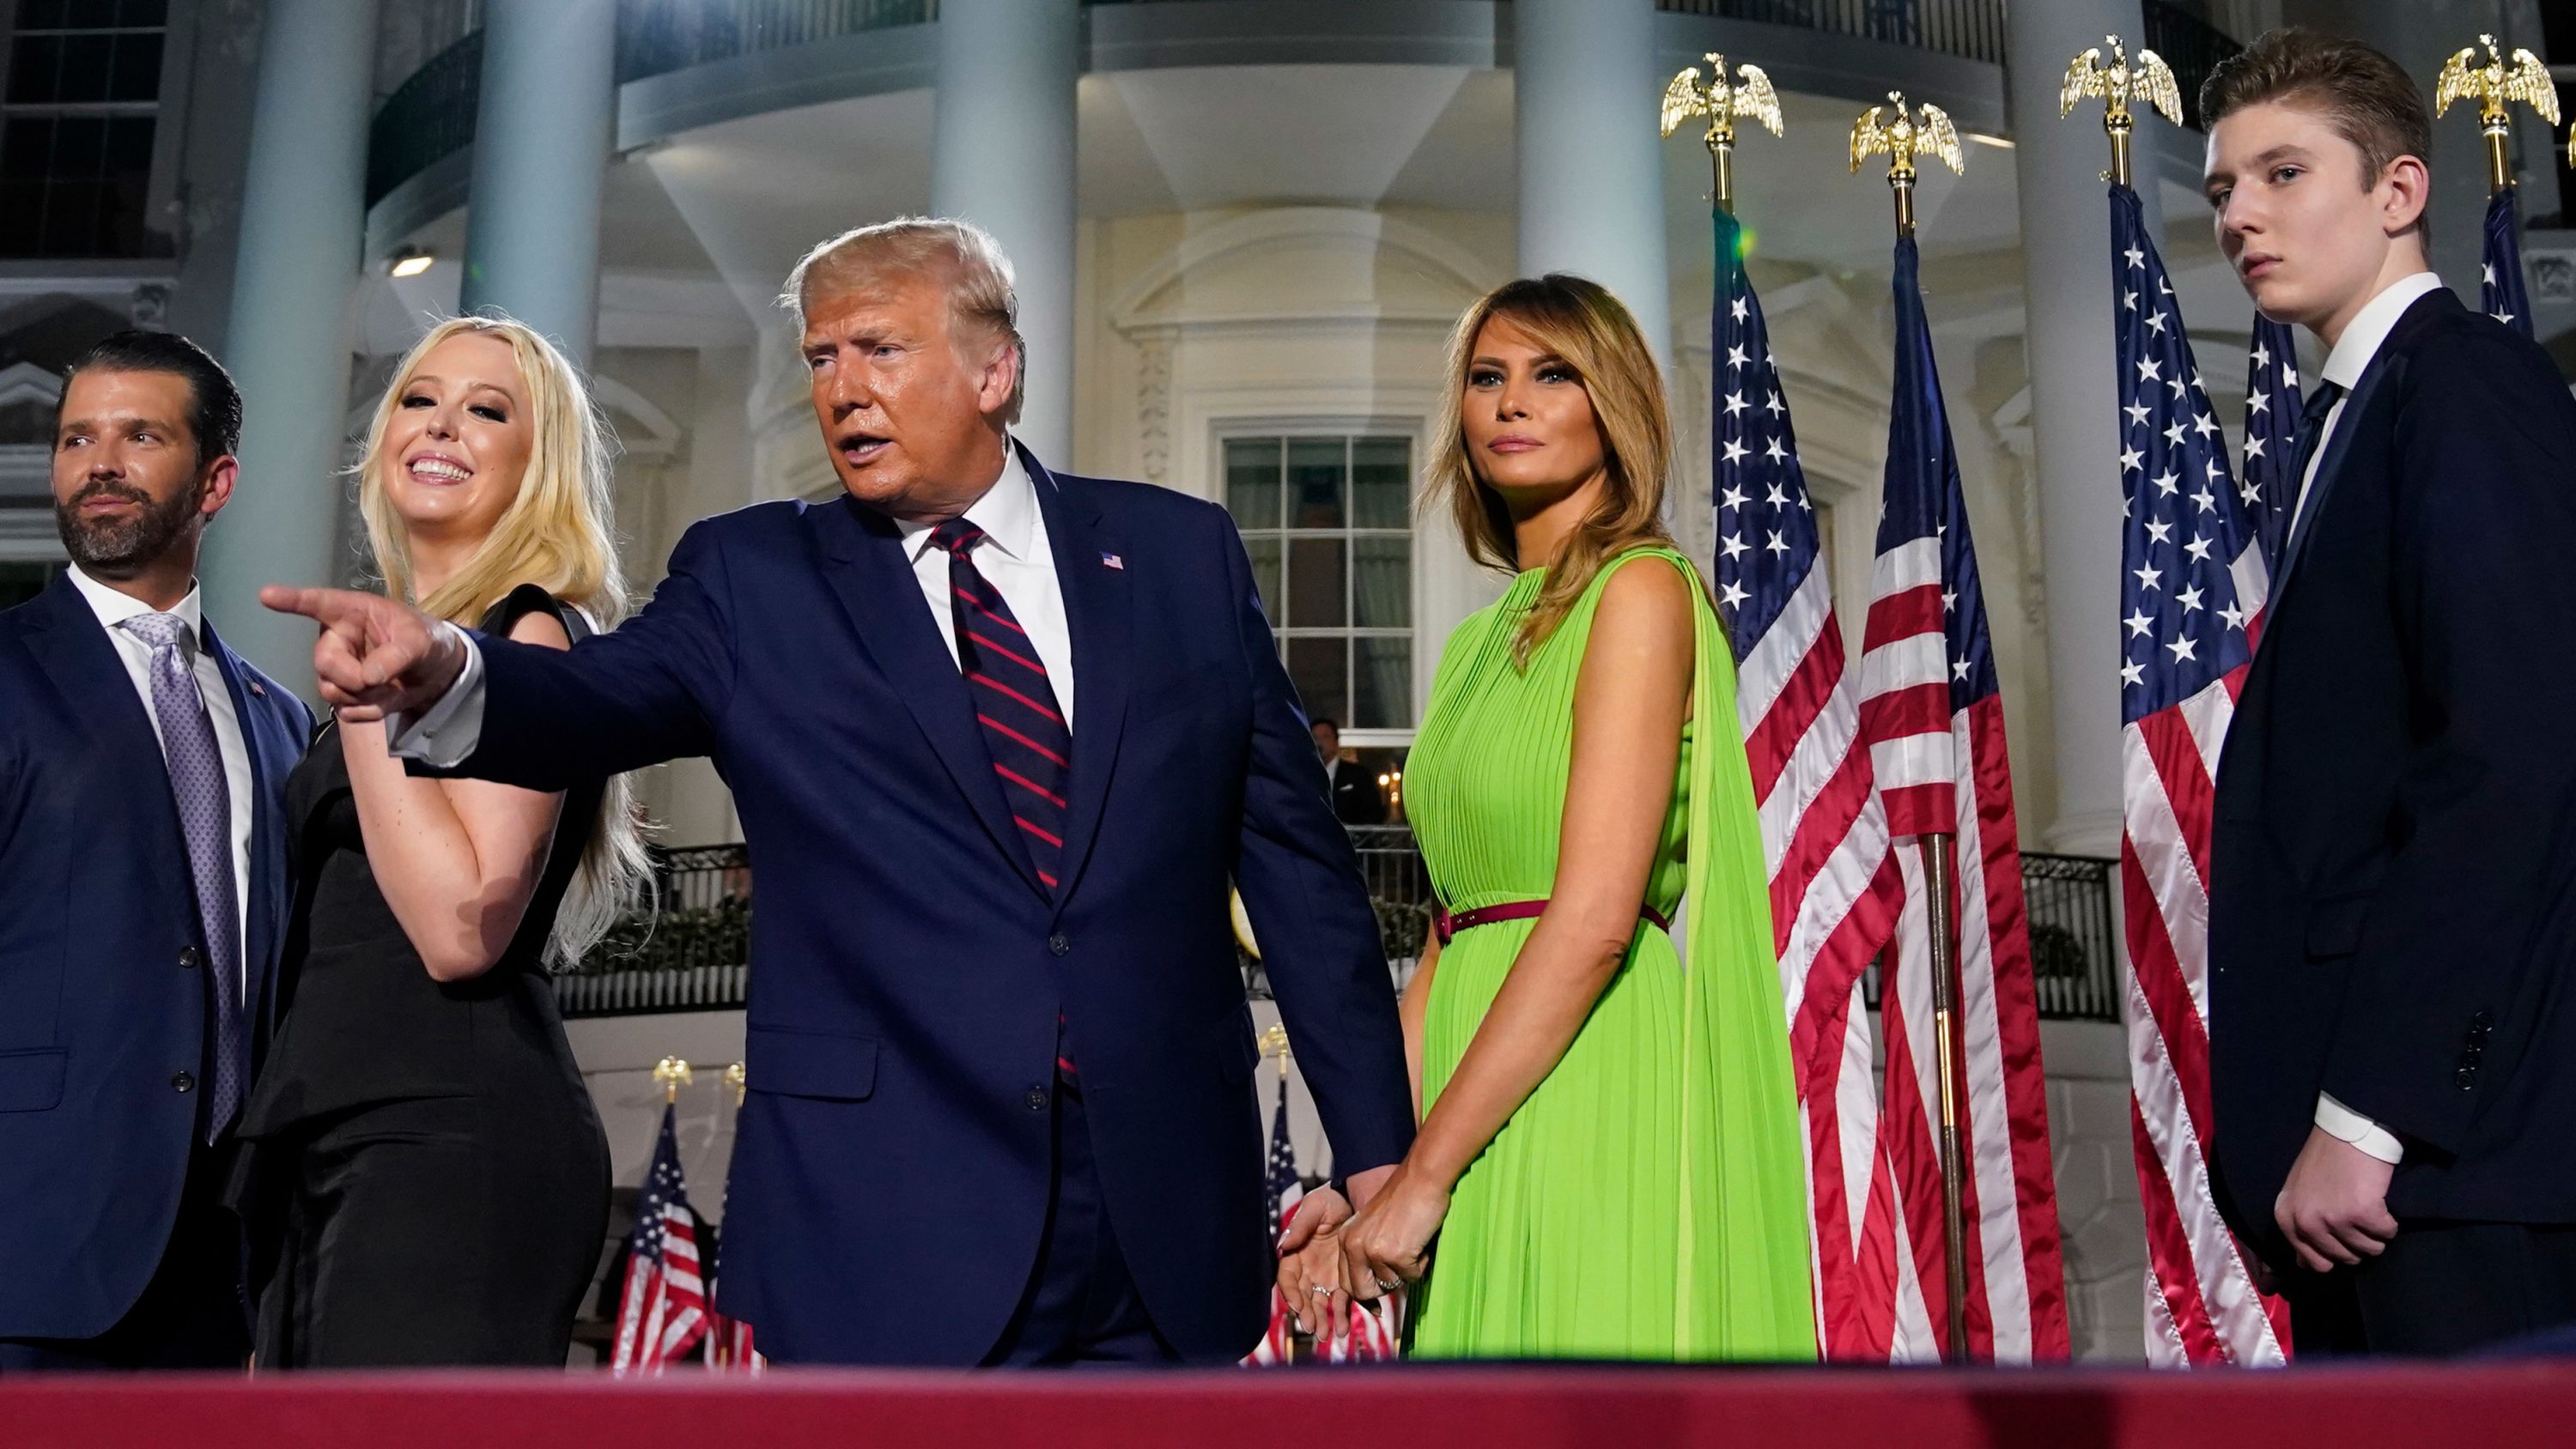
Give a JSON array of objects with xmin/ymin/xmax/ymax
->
[
  {"xmin": 67, "ymin": 565, "xmax": 255, "ymax": 995},
  {"xmin": 895, "ymin": 446, "xmax": 1076, "ymax": 730}
]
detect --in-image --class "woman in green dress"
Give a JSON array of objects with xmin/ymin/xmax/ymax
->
[{"xmin": 1279, "ymin": 275, "xmax": 1814, "ymax": 1360}]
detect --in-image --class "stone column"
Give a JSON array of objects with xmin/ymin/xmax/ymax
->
[
  {"xmin": 201, "ymin": 0, "xmax": 382, "ymax": 690},
  {"xmin": 1511, "ymin": 0, "xmax": 1670, "ymax": 366},
  {"xmin": 459, "ymin": 0, "xmax": 619, "ymax": 367},
  {"xmin": 2006, "ymin": 0, "xmax": 2157, "ymax": 857},
  {"xmin": 931, "ymin": 0, "xmax": 1079, "ymax": 464}
]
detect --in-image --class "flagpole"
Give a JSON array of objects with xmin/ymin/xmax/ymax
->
[
  {"xmin": 2434, "ymin": 34, "xmax": 2557, "ymax": 197},
  {"xmin": 1851, "ymin": 89, "xmax": 1971, "ymax": 1362},
  {"xmin": 1659, "ymin": 51, "xmax": 1783, "ymax": 221}
]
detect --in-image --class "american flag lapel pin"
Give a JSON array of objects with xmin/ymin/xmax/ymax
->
[{"xmin": 1100, "ymin": 552, "xmax": 1124, "ymax": 570}]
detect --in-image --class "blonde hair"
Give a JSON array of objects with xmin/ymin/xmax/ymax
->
[
  {"xmin": 778, "ymin": 215, "xmax": 1025, "ymax": 423},
  {"xmin": 355, "ymin": 313, "xmax": 651, "ymax": 967},
  {"xmin": 1427, "ymin": 274, "xmax": 1679, "ymax": 665}
]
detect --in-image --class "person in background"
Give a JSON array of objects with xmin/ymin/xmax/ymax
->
[
  {"xmin": 1279, "ymin": 276, "xmax": 1814, "ymax": 1360},
  {"xmin": 1311, "ymin": 718, "xmax": 1388, "ymax": 827},
  {"xmin": 2202, "ymin": 30, "xmax": 2576, "ymax": 1355},
  {"xmin": 0, "ymin": 333, "xmax": 309, "ymax": 1369},
  {"xmin": 235, "ymin": 316, "xmax": 640, "ymax": 1367}
]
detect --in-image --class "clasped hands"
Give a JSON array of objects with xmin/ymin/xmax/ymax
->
[{"xmin": 1273, "ymin": 1162, "xmax": 1446, "ymax": 1343}]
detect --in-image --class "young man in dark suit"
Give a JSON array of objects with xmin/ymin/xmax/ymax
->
[
  {"xmin": 0, "ymin": 334, "xmax": 310, "ymax": 1368},
  {"xmin": 2202, "ymin": 31, "xmax": 2576, "ymax": 1354}
]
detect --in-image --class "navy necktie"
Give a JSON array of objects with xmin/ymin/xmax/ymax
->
[{"xmin": 121, "ymin": 612, "xmax": 244, "ymax": 1142}]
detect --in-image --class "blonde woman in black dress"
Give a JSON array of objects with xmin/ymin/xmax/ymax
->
[{"xmin": 239, "ymin": 316, "xmax": 648, "ymax": 1365}]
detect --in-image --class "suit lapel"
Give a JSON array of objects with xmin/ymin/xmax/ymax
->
[
  {"xmin": 812, "ymin": 494, "xmax": 1049, "ymax": 901},
  {"xmin": 1030, "ymin": 446, "xmax": 1132, "ymax": 915},
  {"xmin": 20, "ymin": 573, "xmax": 190, "ymax": 899},
  {"xmin": 203, "ymin": 622, "xmax": 289, "ymax": 1035},
  {"xmin": 2271, "ymin": 290, "xmax": 2451, "ymax": 607}
]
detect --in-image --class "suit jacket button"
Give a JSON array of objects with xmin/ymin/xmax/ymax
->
[
  {"xmin": 2474, "ymin": 1009, "xmax": 2495, "ymax": 1029},
  {"xmin": 1024, "ymin": 1085, "xmax": 1050, "ymax": 1112},
  {"xmin": 2456, "ymin": 1067, "xmax": 2476, "ymax": 1090},
  {"xmin": 177, "ymin": 946, "xmax": 201, "ymax": 970},
  {"xmin": 1048, "ymin": 934, "xmax": 1070, "ymax": 956},
  {"xmin": 171, "ymin": 1071, "xmax": 195, "ymax": 1094}
]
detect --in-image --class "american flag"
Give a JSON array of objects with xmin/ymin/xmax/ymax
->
[
  {"xmin": 611, "ymin": 1104, "xmax": 711, "ymax": 1374},
  {"xmin": 2239, "ymin": 316, "xmax": 2300, "ymax": 577},
  {"xmin": 1247, "ymin": 1086, "xmax": 1307, "ymax": 1366},
  {"xmin": 2482, "ymin": 189, "xmax": 2534, "ymax": 338},
  {"xmin": 1707, "ymin": 205, "xmax": 1907, "ymax": 1361},
  {"xmin": 1856, "ymin": 230, "xmax": 2069, "ymax": 1362},
  {"xmin": 699, "ymin": 1182, "xmax": 763, "ymax": 1373},
  {"xmin": 2106, "ymin": 181, "xmax": 2290, "ymax": 1367}
]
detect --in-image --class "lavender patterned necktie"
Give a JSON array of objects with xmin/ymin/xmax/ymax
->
[{"xmin": 120, "ymin": 611, "xmax": 243, "ymax": 1142}]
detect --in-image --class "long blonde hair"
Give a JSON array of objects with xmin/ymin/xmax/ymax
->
[
  {"xmin": 1426, "ymin": 274, "xmax": 1679, "ymax": 665},
  {"xmin": 355, "ymin": 314, "xmax": 651, "ymax": 967}
]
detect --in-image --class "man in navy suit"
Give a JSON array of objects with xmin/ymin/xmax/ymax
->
[
  {"xmin": 268, "ymin": 218, "xmax": 1413, "ymax": 1365},
  {"xmin": 2202, "ymin": 32, "xmax": 2576, "ymax": 1353},
  {"xmin": 0, "ymin": 333, "xmax": 310, "ymax": 1368}
]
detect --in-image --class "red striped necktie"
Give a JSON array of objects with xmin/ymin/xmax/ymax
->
[{"xmin": 933, "ymin": 517, "xmax": 1070, "ymax": 892}]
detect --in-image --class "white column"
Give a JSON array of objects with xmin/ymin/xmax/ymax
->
[
  {"xmin": 1511, "ymin": 0, "xmax": 1670, "ymax": 366},
  {"xmin": 932, "ymin": 0, "xmax": 1079, "ymax": 465},
  {"xmin": 2007, "ymin": 0, "xmax": 2157, "ymax": 855},
  {"xmin": 201, "ymin": 0, "xmax": 381, "ymax": 689},
  {"xmin": 459, "ymin": 0, "xmax": 619, "ymax": 367}
]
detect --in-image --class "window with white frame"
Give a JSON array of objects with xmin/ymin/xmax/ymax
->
[
  {"xmin": 1221, "ymin": 433, "xmax": 1413, "ymax": 733},
  {"xmin": 0, "ymin": 0, "xmax": 167, "ymax": 258}
]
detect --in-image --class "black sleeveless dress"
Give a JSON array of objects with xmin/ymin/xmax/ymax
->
[{"xmin": 238, "ymin": 586, "xmax": 612, "ymax": 1367}]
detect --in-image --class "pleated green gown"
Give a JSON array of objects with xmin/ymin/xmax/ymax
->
[{"xmin": 1401, "ymin": 547, "xmax": 1817, "ymax": 1361}]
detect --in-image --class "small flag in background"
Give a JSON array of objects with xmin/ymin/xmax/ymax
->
[
  {"xmin": 2107, "ymin": 179, "xmax": 2291, "ymax": 1368},
  {"xmin": 1856, "ymin": 228, "xmax": 2069, "ymax": 1364},
  {"xmin": 611, "ymin": 1104, "xmax": 711, "ymax": 1374},
  {"xmin": 2239, "ymin": 316, "xmax": 2301, "ymax": 578},
  {"xmin": 699, "ymin": 1182, "xmax": 764, "ymax": 1373},
  {"xmin": 2482, "ymin": 187, "xmax": 2536, "ymax": 338}
]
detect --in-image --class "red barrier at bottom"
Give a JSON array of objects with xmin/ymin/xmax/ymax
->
[{"xmin": 10, "ymin": 1362, "xmax": 2576, "ymax": 1449}]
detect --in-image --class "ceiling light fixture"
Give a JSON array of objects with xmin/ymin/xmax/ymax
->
[{"xmin": 389, "ymin": 247, "xmax": 434, "ymax": 278}]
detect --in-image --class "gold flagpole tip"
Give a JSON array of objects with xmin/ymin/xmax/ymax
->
[
  {"xmin": 2059, "ymin": 36, "xmax": 2180, "ymax": 187},
  {"xmin": 2435, "ymin": 35, "xmax": 2558, "ymax": 195},
  {"xmin": 653, "ymin": 1055, "xmax": 694, "ymax": 1103},
  {"xmin": 1662, "ymin": 52, "xmax": 1783, "ymax": 209},
  {"xmin": 723, "ymin": 1060, "xmax": 748, "ymax": 1106}
]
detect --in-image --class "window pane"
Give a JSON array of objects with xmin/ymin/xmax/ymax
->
[
  {"xmin": 1286, "ymin": 637, "xmax": 1349, "ymax": 726},
  {"xmin": 15, "ymin": 2, "xmax": 65, "ymax": 35},
  {"xmin": 3, "ymin": 118, "xmax": 53, "ymax": 179},
  {"xmin": 1286, "ymin": 438, "xmax": 1345, "ymax": 529},
  {"xmin": 9, "ymin": 35, "xmax": 62, "ymax": 104},
  {"xmin": 108, "ymin": 33, "xmax": 162, "ymax": 102},
  {"xmin": 119, "ymin": 0, "xmax": 171, "ymax": 27},
  {"xmin": 0, "ymin": 179, "xmax": 40, "ymax": 255},
  {"xmin": 39, "ymin": 179, "xmax": 96, "ymax": 254},
  {"xmin": 1285, "ymin": 537, "xmax": 1346, "ymax": 628},
  {"xmin": 55, "ymin": 34, "xmax": 112, "ymax": 104},
  {"xmin": 1243, "ymin": 537, "xmax": 1280, "ymax": 620},
  {"xmin": 52, "ymin": 116, "xmax": 104, "ymax": 178},
  {"xmin": 105, "ymin": 114, "xmax": 151, "ymax": 173},
  {"xmin": 1355, "ymin": 639, "xmax": 1412, "ymax": 730},
  {"xmin": 1224, "ymin": 436, "xmax": 1280, "ymax": 530},
  {"xmin": 1351, "ymin": 436, "xmax": 1409, "ymax": 528},
  {"xmin": 1352, "ymin": 537, "xmax": 1409, "ymax": 629}
]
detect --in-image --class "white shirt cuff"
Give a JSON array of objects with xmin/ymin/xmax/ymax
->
[
  {"xmin": 386, "ymin": 622, "xmax": 487, "ymax": 767},
  {"xmin": 2316, "ymin": 1093, "xmax": 2405, "ymax": 1165}
]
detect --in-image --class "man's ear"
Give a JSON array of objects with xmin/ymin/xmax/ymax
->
[
  {"xmin": 978, "ymin": 335, "xmax": 1021, "ymax": 421},
  {"xmin": 2379, "ymin": 153, "xmax": 2431, "ymax": 237},
  {"xmin": 197, "ymin": 454, "xmax": 239, "ymax": 522}
]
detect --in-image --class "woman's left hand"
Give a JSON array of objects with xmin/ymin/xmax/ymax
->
[{"xmin": 1339, "ymin": 1163, "xmax": 1449, "ymax": 1300}]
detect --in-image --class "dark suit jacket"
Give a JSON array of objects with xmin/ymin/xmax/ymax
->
[
  {"xmin": 440, "ymin": 446, "xmax": 1414, "ymax": 1365},
  {"xmin": 2210, "ymin": 288, "xmax": 2576, "ymax": 1268},
  {"xmin": 0, "ymin": 573, "xmax": 309, "ymax": 1339}
]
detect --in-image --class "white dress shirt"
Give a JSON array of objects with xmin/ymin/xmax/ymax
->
[
  {"xmin": 68, "ymin": 565, "xmax": 254, "ymax": 997},
  {"xmin": 2282, "ymin": 270, "xmax": 2446, "ymax": 1170},
  {"xmin": 394, "ymin": 444, "xmax": 1076, "ymax": 762}
]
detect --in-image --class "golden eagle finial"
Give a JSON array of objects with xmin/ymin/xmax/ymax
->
[
  {"xmin": 1850, "ymin": 91, "xmax": 1964, "ymax": 179},
  {"xmin": 2435, "ymin": 33, "xmax": 2559, "ymax": 194},
  {"xmin": 1661, "ymin": 52, "xmax": 1783, "ymax": 209},
  {"xmin": 2060, "ymin": 34, "xmax": 2183, "ymax": 126}
]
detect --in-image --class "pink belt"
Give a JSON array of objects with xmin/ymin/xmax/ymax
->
[{"xmin": 1431, "ymin": 898, "xmax": 1673, "ymax": 946}]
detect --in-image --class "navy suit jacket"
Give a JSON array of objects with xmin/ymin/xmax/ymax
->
[
  {"xmin": 2211, "ymin": 290, "xmax": 2576, "ymax": 1268},
  {"xmin": 447, "ymin": 447, "xmax": 1414, "ymax": 1364},
  {"xmin": 0, "ymin": 572, "xmax": 308, "ymax": 1339}
]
